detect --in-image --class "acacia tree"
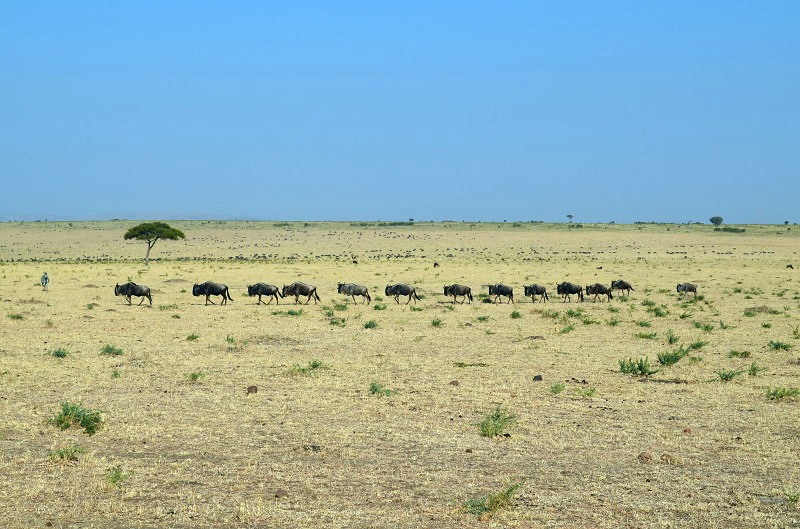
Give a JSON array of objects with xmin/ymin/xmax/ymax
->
[
  {"xmin": 567, "ymin": 214, "xmax": 574, "ymax": 223},
  {"xmin": 710, "ymin": 216, "xmax": 723, "ymax": 226},
  {"xmin": 124, "ymin": 222, "xmax": 186, "ymax": 265}
]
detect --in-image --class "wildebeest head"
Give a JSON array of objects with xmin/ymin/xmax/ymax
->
[
  {"xmin": 247, "ymin": 285, "xmax": 256, "ymax": 297},
  {"xmin": 337, "ymin": 283, "xmax": 345, "ymax": 294},
  {"xmin": 443, "ymin": 285, "xmax": 450, "ymax": 295},
  {"xmin": 114, "ymin": 283, "xmax": 120, "ymax": 296},
  {"xmin": 385, "ymin": 285, "xmax": 392, "ymax": 296},
  {"xmin": 192, "ymin": 283, "xmax": 202, "ymax": 296}
]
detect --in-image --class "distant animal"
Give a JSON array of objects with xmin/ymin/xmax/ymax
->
[
  {"xmin": 385, "ymin": 284, "xmax": 421, "ymax": 304},
  {"xmin": 611, "ymin": 279, "xmax": 634, "ymax": 296},
  {"xmin": 523, "ymin": 284, "xmax": 549, "ymax": 302},
  {"xmin": 337, "ymin": 283, "xmax": 371, "ymax": 304},
  {"xmin": 557, "ymin": 282, "xmax": 584, "ymax": 302},
  {"xmin": 114, "ymin": 282, "xmax": 152, "ymax": 306},
  {"xmin": 40, "ymin": 272, "xmax": 49, "ymax": 290},
  {"xmin": 433, "ymin": 262, "xmax": 440, "ymax": 268},
  {"xmin": 676, "ymin": 283, "xmax": 698, "ymax": 296},
  {"xmin": 586, "ymin": 283, "xmax": 613, "ymax": 302},
  {"xmin": 282, "ymin": 282, "xmax": 321, "ymax": 304},
  {"xmin": 488, "ymin": 284, "xmax": 514, "ymax": 303},
  {"xmin": 444, "ymin": 284, "xmax": 473, "ymax": 304},
  {"xmin": 788, "ymin": 264, "xmax": 794, "ymax": 269},
  {"xmin": 193, "ymin": 282, "xmax": 234, "ymax": 305},
  {"xmin": 247, "ymin": 283, "xmax": 283, "ymax": 305}
]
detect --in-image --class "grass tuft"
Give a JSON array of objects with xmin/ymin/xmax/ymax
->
[
  {"xmin": 50, "ymin": 401, "xmax": 103, "ymax": 435},
  {"xmin": 431, "ymin": 317, "xmax": 443, "ymax": 327},
  {"xmin": 477, "ymin": 407, "xmax": 516, "ymax": 437},
  {"xmin": 187, "ymin": 371, "xmax": 205, "ymax": 382},
  {"xmin": 49, "ymin": 444, "xmax": 84, "ymax": 462},
  {"xmin": 187, "ymin": 333, "xmax": 199, "ymax": 341},
  {"xmin": 765, "ymin": 387, "xmax": 799, "ymax": 400},
  {"xmin": 100, "ymin": 344, "xmax": 124, "ymax": 356},
  {"xmin": 550, "ymin": 382, "xmax": 566, "ymax": 394},
  {"xmin": 619, "ymin": 357, "xmax": 659, "ymax": 376},
  {"xmin": 50, "ymin": 348, "xmax": 70, "ymax": 358},
  {"xmin": 363, "ymin": 320, "xmax": 378, "ymax": 329},
  {"xmin": 105, "ymin": 465, "xmax": 131, "ymax": 487},
  {"xmin": 768, "ymin": 340, "xmax": 792, "ymax": 351},
  {"xmin": 369, "ymin": 382, "xmax": 397, "ymax": 397},
  {"xmin": 510, "ymin": 310, "xmax": 522, "ymax": 319},
  {"xmin": 288, "ymin": 360, "xmax": 329, "ymax": 376},
  {"xmin": 463, "ymin": 481, "xmax": 524, "ymax": 516}
]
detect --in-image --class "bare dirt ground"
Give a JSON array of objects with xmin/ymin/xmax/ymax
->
[{"xmin": 1, "ymin": 221, "xmax": 798, "ymax": 528}]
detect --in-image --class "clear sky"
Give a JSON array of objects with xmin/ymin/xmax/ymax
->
[{"xmin": 2, "ymin": 2, "xmax": 798, "ymax": 223}]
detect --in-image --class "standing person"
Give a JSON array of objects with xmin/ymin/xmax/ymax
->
[{"xmin": 41, "ymin": 272, "xmax": 49, "ymax": 290}]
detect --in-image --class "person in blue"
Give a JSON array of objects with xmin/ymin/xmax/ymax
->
[{"xmin": 41, "ymin": 272, "xmax": 49, "ymax": 290}]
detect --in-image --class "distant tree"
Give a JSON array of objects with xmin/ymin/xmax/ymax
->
[
  {"xmin": 124, "ymin": 222, "xmax": 185, "ymax": 266},
  {"xmin": 409, "ymin": 218, "xmax": 414, "ymax": 222},
  {"xmin": 567, "ymin": 214, "xmax": 574, "ymax": 223},
  {"xmin": 709, "ymin": 216, "xmax": 724, "ymax": 226},
  {"xmin": 785, "ymin": 221, "xmax": 789, "ymax": 225}
]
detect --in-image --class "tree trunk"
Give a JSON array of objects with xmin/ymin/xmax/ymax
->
[{"xmin": 145, "ymin": 240, "xmax": 155, "ymax": 266}]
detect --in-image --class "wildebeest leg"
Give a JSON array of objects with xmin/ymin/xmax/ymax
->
[
  {"xmin": 405, "ymin": 295, "xmax": 411, "ymax": 305},
  {"xmin": 138, "ymin": 296, "xmax": 145, "ymax": 306},
  {"xmin": 206, "ymin": 295, "xmax": 216, "ymax": 305},
  {"xmin": 126, "ymin": 295, "xmax": 132, "ymax": 305}
]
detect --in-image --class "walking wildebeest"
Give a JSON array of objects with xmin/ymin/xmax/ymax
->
[
  {"xmin": 677, "ymin": 283, "xmax": 698, "ymax": 297},
  {"xmin": 488, "ymin": 284, "xmax": 514, "ymax": 303},
  {"xmin": 247, "ymin": 283, "xmax": 283, "ymax": 305},
  {"xmin": 557, "ymin": 282, "xmax": 584, "ymax": 302},
  {"xmin": 385, "ymin": 284, "xmax": 421, "ymax": 304},
  {"xmin": 193, "ymin": 282, "xmax": 233, "ymax": 305},
  {"xmin": 337, "ymin": 283, "xmax": 371, "ymax": 304},
  {"xmin": 611, "ymin": 279, "xmax": 634, "ymax": 296},
  {"xmin": 444, "ymin": 284, "xmax": 473, "ymax": 304},
  {"xmin": 586, "ymin": 283, "xmax": 613, "ymax": 302},
  {"xmin": 114, "ymin": 282, "xmax": 152, "ymax": 305},
  {"xmin": 282, "ymin": 282, "xmax": 321, "ymax": 304},
  {"xmin": 523, "ymin": 284, "xmax": 549, "ymax": 302}
]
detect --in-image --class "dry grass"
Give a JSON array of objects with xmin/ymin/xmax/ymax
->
[{"xmin": 0, "ymin": 221, "xmax": 799, "ymax": 528}]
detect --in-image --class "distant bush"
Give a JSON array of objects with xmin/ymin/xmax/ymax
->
[
  {"xmin": 100, "ymin": 344, "xmax": 124, "ymax": 356},
  {"xmin": 50, "ymin": 402, "xmax": 103, "ymax": 435}
]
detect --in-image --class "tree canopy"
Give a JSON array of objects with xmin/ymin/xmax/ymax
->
[
  {"xmin": 709, "ymin": 216, "xmax": 724, "ymax": 226},
  {"xmin": 124, "ymin": 222, "xmax": 185, "ymax": 265}
]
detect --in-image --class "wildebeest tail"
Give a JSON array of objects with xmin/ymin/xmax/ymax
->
[
  {"xmin": 226, "ymin": 287, "xmax": 234, "ymax": 301},
  {"xmin": 413, "ymin": 289, "xmax": 421, "ymax": 301},
  {"xmin": 467, "ymin": 289, "xmax": 473, "ymax": 302},
  {"xmin": 314, "ymin": 289, "xmax": 321, "ymax": 302}
]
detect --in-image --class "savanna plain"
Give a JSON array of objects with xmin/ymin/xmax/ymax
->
[{"xmin": 1, "ymin": 221, "xmax": 798, "ymax": 529}]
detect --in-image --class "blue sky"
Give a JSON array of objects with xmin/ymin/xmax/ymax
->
[{"xmin": 1, "ymin": 2, "xmax": 797, "ymax": 223}]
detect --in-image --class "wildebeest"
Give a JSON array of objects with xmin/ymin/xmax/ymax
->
[
  {"xmin": 41, "ymin": 272, "xmax": 49, "ymax": 291},
  {"xmin": 444, "ymin": 284, "xmax": 473, "ymax": 304},
  {"xmin": 488, "ymin": 284, "xmax": 514, "ymax": 303},
  {"xmin": 337, "ymin": 283, "xmax": 371, "ymax": 304},
  {"xmin": 788, "ymin": 264, "xmax": 794, "ymax": 269},
  {"xmin": 193, "ymin": 282, "xmax": 233, "ymax": 305},
  {"xmin": 557, "ymin": 282, "xmax": 584, "ymax": 302},
  {"xmin": 385, "ymin": 284, "xmax": 421, "ymax": 304},
  {"xmin": 247, "ymin": 283, "xmax": 283, "ymax": 305},
  {"xmin": 611, "ymin": 279, "xmax": 634, "ymax": 296},
  {"xmin": 114, "ymin": 282, "xmax": 152, "ymax": 305},
  {"xmin": 282, "ymin": 282, "xmax": 321, "ymax": 304},
  {"xmin": 523, "ymin": 284, "xmax": 549, "ymax": 302},
  {"xmin": 586, "ymin": 283, "xmax": 613, "ymax": 302},
  {"xmin": 677, "ymin": 283, "xmax": 698, "ymax": 296}
]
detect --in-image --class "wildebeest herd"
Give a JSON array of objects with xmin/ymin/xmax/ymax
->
[{"xmin": 111, "ymin": 278, "xmax": 699, "ymax": 306}]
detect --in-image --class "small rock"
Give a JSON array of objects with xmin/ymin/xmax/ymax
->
[
  {"xmin": 683, "ymin": 427, "xmax": 692, "ymax": 435},
  {"xmin": 303, "ymin": 444, "xmax": 322, "ymax": 452},
  {"xmin": 246, "ymin": 385, "xmax": 258, "ymax": 395},
  {"xmin": 637, "ymin": 451, "xmax": 654, "ymax": 464},
  {"xmin": 465, "ymin": 448, "xmax": 473, "ymax": 453},
  {"xmin": 533, "ymin": 374, "xmax": 543, "ymax": 382},
  {"xmin": 275, "ymin": 489, "xmax": 288, "ymax": 499},
  {"xmin": 449, "ymin": 380, "xmax": 459, "ymax": 386}
]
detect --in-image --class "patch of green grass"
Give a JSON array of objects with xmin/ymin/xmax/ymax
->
[
  {"xmin": 50, "ymin": 401, "xmax": 103, "ymax": 435},
  {"xmin": 768, "ymin": 340, "xmax": 792, "ymax": 351},
  {"xmin": 658, "ymin": 347, "xmax": 688, "ymax": 367},
  {"xmin": 373, "ymin": 304, "xmax": 387, "ymax": 311},
  {"xmin": 86, "ymin": 303, "xmax": 98, "ymax": 310},
  {"xmin": 410, "ymin": 306, "xmax": 424, "ymax": 312},
  {"xmin": 287, "ymin": 309, "xmax": 303, "ymax": 316},
  {"xmin": 187, "ymin": 371, "xmax": 205, "ymax": 382},
  {"xmin": 287, "ymin": 360, "xmax": 329, "ymax": 376},
  {"xmin": 329, "ymin": 317, "xmax": 346, "ymax": 327},
  {"xmin": 463, "ymin": 481, "xmax": 524, "ymax": 517},
  {"xmin": 540, "ymin": 309, "xmax": 559, "ymax": 319},
  {"xmin": 743, "ymin": 309, "xmax": 757, "ymax": 317},
  {"xmin": 476, "ymin": 315, "xmax": 490, "ymax": 322},
  {"xmin": 688, "ymin": 340, "xmax": 707, "ymax": 351},
  {"xmin": 762, "ymin": 322, "xmax": 772, "ymax": 329},
  {"xmin": 748, "ymin": 362, "xmax": 765, "ymax": 376},
  {"xmin": 765, "ymin": 387, "xmax": 799, "ymax": 400},
  {"xmin": 510, "ymin": 311, "xmax": 522, "ymax": 319},
  {"xmin": 105, "ymin": 465, "xmax": 131, "ymax": 487},
  {"xmin": 100, "ymin": 344, "xmax": 124, "ymax": 356},
  {"xmin": 692, "ymin": 321, "xmax": 714, "ymax": 332},
  {"xmin": 454, "ymin": 362, "xmax": 489, "ymax": 368},
  {"xmin": 689, "ymin": 356, "xmax": 703, "ymax": 363},
  {"xmin": 7, "ymin": 313, "xmax": 24, "ymax": 320},
  {"xmin": 728, "ymin": 350, "xmax": 751, "ymax": 358},
  {"xmin": 565, "ymin": 308, "xmax": 583, "ymax": 318},
  {"xmin": 159, "ymin": 304, "xmax": 179, "ymax": 311},
  {"xmin": 667, "ymin": 330, "xmax": 679, "ymax": 344},
  {"xmin": 369, "ymin": 382, "xmax": 397, "ymax": 397},
  {"xmin": 559, "ymin": 324, "xmax": 575, "ymax": 334},
  {"xmin": 574, "ymin": 386, "xmax": 596, "ymax": 398},
  {"xmin": 619, "ymin": 357, "xmax": 659, "ymax": 376},
  {"xmin": 719, "ymin": 320, "xmax": 730, "ymax": 330},
  {"xmin": 607, "ymin": 306, "xmax": 620, "ymax": 313},
  {"xmin": 679, "ymin": 311, "xmax": 691, "ymax": 319},
  {"xmin": 607, "ymin": 318, "xmax": 620, "ymax": 326},
  {"xmin": 225, "ymin": 335, "xmax": 236, "ymax": 344},
  {"xmin": 642, "ymin": 299, "xmax": 656, "ymax": 307},
  {"xmin": 636, "ymin": 320, "xmax": 652, "ymax": 328},
  {"xmin": 793, "ymin": 325, "xmax": 800, "ymax": 340},
  {"xmin": 171, "ymin": 314, "xmax": 180, "ymax": 319},
  {"xmin": 50, "ymin": 348, "xmax": 70, "ymax": 358},
  {"xmin": 580, "ymin": 316, "xmax": 598, "ymax": 325},
  {"xmin": 717, "ymin": 369, "xmax": 742, "ymax": 381},
  {"xmin": 333, "ymin": 302, "xmax": 348, "ymax": 311},
  {"xmin": 477, "ymin": 407, "xmax": 516, "ymax": 437},
  {"xmin": 111, "ymin": 369, "xmax": 121, "ymax": 379},
  {"xmin": 635, "ymin": 332, "xmax": 657, "ymax": 340},
  {"xmin": 363, "ymin": 320, "xmax": 378, "ymax": 329},
  {"xmin": 49, "ymin": 444, "xmax": 84, "ymax": 462},
  {"xmin": 431, "ymin": 317, "xmax": 443, "ymax": 327},
  {"xmin": 550, "ymin": 382, "xmax": 566, "ymax": 394},
  {"xmin": 186, "ymin": 333, "xmax": 199, "ymax": 341}
]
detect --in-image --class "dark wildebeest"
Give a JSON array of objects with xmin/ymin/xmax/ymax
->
[
  {"xmin": 283, "ymin": 282, "xmax": 321, "ymax": 304},
  {"xmin": 586, "ymin": 283, "xmax": 613, "ymax": 302},
  {"xmin": 385, "ymin": 284, "xmax": 421, "ymax": 304},
  {"xmin": 788, "ymin": 264, "xmax": 794, "ymax": 269},
  {"xmin": 114, "ymin": 282, "xmax": 152, "ymax": 306},
  {"xmin": 488, "ymin": 284, "xmax": 514, "ymax": 303},
  {"xmin": 337, "ymin": 283, "xmax": 371, "ymax": 304},
  {"xmin": 677, "ymin": 283, "xmax": 698, "ymax": 297},
  {"xmin": 444, "ymin": 284, "xmax": 473, "ymax": 304},
  {"xmin": 523, "ymin": 284, "xmax": 549, "ymax": 302},
  {"xmin": 557, "ymin": 282, "xmax": 584, "ymax": 302},
  {"xmin": 611, "ymin": 279, "xmax": 634, "ymax": 296},
  {"xmin": 193, "ymin": 282, "xmax": 233, "ymax": 305},
  {"xmin": 247, "ymin": 283, "xmax": 283, "ymax": 305}
]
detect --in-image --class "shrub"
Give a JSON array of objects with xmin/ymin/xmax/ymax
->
[
  {"xmin": 187, "ymin": 371, "xmax": 205, "ymax": 382},
  {"xmin": 49, "ymin": 444, "xmax": 84, "ymax": 462},
  {"xmin": 574, "ymin": 386, "xmax": 596, "ymax": 398},
  {"xmin": 765, "ymin": 387, "xmax": 799, "ymax": 400},
  {"xmin": 453, "ymin": 362, "xmax": 489, "ymax": 368},
  {"xmin": 50, "ymin": 402, "xmax": 103, "ymax": 435},
  {"xmin": 477, "ymin": 407, "xmax": 516, "ymax": 437},
  {"xmin": 667, "ymin": 330, "xmax": 679, "ymax": 344},
  {"xmin": 100, "ymin": 344, "xmax": 124, "ymax": 356},
  {"xmin": 287, "ymin": 309, "xmax": 303, "ymax": 316},
  {"xmin": 105, "ymin": 465, "xmax": 131, "ymax": 487},
  {"xmin": 688, "ymin": 340, "xmax": 707, "ymax": 351},
  {"xmin": 186, "ymin": 333, "xmax": 199, "ymax": 341},
  {"xmin": 369, "ymin": 382, "xmax": 397, "ymax": 397},
  {"xmin": 658, "ymin": 347, "xmax": 688, "ymax": 366},
  {"xmin": 363, "ymin": 320, "xmax": 378, "ymax": 329},
  {"xmin": 768, "ymin": 340, "xmax": 792, "ymax": 351},
  {"xmin": 373, "ymin": 304, "xmax": 387, "ymax": 311},
  {"xmin": 431, "ymin": 317, "xmax": 443, "ymax": 327},
  {"xmin": 762, "ymin": 322, "xmax": 772, "ymax": 329},
  {"xmin": 288, "ymin": 360, "xmax": 328, "ymax": 376},
  {"xmin": 550, "ymin": 383, "xmax": 566, "ymax": 394},
  {"xmin": 717, "ymin": 370, "xmax": 741, "ymax": 381},
  {"xmin": 476, "ymin": 315, "xmax": 490, "ymax": 322},
  {"xmin": 748, "ymin": 362, "xmax": 765, "ymax": 376},
  {"xmin": 111, "ymin": 369, "xmax": 121, "ymax": 379},
  {"xmin": 728, "ymin": 350, "xmax": 750, "ymax": 358},
  {"xmin": 225, "ymin": 335, "xmax": 236, "ymax": 344},
  {"xmin": 636, "ymin": 332, "xmax": 657, "ymax": 340},
  {"xmin": 619, "ymin": 357, "xmax": 659, "ymax": 376},
  {"xmin": 410, "ymin": 306, "xmax": 424, "ymax": 312},
  {"xmin": 333, "ymin": 303, "xmax": 348, "ymax": 311},
  {"xmin": 463, "ymin": 481, "xmax": 524, "ymax": 516},
  {"xmin": 329, "ymin": 317, "xmax": 346, "ymax": 327},
  {"xmin": 607, "ymin": 318, "xmax": 620, "ymax": 326},
  {"xmin": 50, "ymin": 348, "xmax": 70, "ymax": 358},
  {"xmin": 510, "ymin": 311, "xmax": 522, "ymax": 319},
  {"xmin": 636, "ymin": 320, "xmax": 652, "ymax": 328}
]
